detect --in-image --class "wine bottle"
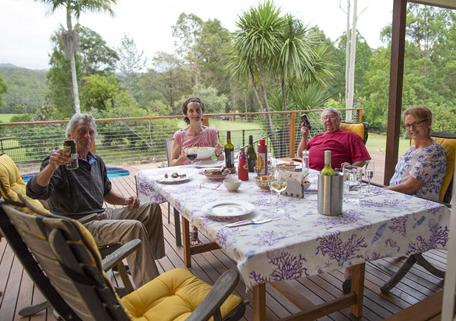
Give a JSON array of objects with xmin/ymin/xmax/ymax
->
[
  {"xmin": 224, "ymin": 131, "xmax": 235, "ymax": 169},
  {"xmin": 320, "ymin": 150, "xmax": 336, "ymax": 176},
  {"xmin": 247, "ymin": 135, "xmax": 257, "ymax": 173}
]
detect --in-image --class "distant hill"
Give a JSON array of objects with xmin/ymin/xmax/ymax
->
[{"xmin": 0, "ymin": 64, "xmax": 48, "ymax": 114}]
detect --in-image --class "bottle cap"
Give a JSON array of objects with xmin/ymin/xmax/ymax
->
[{"xmin": 259, "ymin": 139, "xmax": 265, "ymax": 145}]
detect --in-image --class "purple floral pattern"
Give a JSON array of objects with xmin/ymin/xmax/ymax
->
[{"xmin": 136, "ymin": 166, "xmax": 451, "ymax": 290}]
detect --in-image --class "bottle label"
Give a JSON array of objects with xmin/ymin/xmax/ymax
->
[{"xmin": 258, "ymin": 153, "xmax": 267, "ymax": 175}]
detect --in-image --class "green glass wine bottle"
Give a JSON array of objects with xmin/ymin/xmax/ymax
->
[
  {"xmin": 224, "ymin": 131, "xmax": 235, "ymax": 169},
  {"xmin": 247, "ymin": 135, "xmax": 257, "ymax": 172},
  {"xmin": 320, "ymin": 150, "xmax": 336, "ymax": 176}
]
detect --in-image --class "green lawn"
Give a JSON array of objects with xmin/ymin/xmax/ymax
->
[
  {"xmin": 366, "ymin": 132, "xmax": 410, "ymax": 156},
  {"xmin": 0, "ymin": 114, "xmax": 20, "ymax": 122}
]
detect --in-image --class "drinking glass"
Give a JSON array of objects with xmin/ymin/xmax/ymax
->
[
  {"xmin": 185, "ymin": 148, "xmax": 198, "ymax": 167},
  {"xmin": 364, "ymin": 160, "xmax": 375, "ymax": 195},
  {"xmin": 343, "ymin": 165, "xmax": 363, "ymax": 204},
  {"xmin": 270, "ymin": 168, "xmax": 287, "ymax": 213}
]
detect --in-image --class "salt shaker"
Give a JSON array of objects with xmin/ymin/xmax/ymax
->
[{"xmin": 302, "ymin": 150, "xmax": 309, "ymax": 175}]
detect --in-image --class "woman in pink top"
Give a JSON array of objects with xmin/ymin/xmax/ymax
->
[{"xmin": 171, "ymin": 97, "xmax": 224, "ymax": 166}]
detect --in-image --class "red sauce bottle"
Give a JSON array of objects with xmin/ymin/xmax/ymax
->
[
  {"xmin": 257, "ymin": 139, "xmax": 268, "ymax": 176},
  {"xmin": 238, "ymin": 149, "xmax": 249, "ymax": 181}
]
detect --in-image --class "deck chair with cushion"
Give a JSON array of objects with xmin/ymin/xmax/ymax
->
[
  {"xmin": 0, "ymin": 153, "xmax": 135, "ymax": 315},
  {"xmin": 0, "ymin": 197, "xmax": 247, "ymax": 321},
  {"xmin": 340, "ymin": 121, "xmax": 369, "ymax": 144},
  {"xmin": 380, "ymin": 132, "xmax": 456, "ymax": 293}
]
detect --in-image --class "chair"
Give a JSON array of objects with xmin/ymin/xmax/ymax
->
[
  {"xmin": 380, "ymin": 132, "xmax": 456, "ymax": 293},
  {"xmin": 0, "ymin": 198, "xmax": 247, "ymax": 321},
  {"xmin": 340, "ymin": 121, "xmax": 369, "ymax": 144},
  {"xmin": 382, "ymin": 176, "xmax": 456, "ymax": 321},
  {"xmin": 165, "ymin": 138, "xmax": 182, "ymax": 247},
  {"xmin": 0, "ymin": 153, "xmax": 134, "ymax": 315}
]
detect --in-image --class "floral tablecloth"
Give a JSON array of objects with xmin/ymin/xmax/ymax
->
[{"xmin": 136, "ymin": 166, "xmax": 451, "ymax": 290}]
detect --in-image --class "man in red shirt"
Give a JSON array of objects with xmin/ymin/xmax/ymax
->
[{"xmin": 297, "ymin": 107, "xmax": 370, "ymax": 170}]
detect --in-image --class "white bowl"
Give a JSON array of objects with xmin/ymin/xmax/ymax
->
[
  {"xmin": 223, "ymin": 178, "xmax": 242, "ymax": 192},
  {"xmin": 185, "ymin": 147, "xmax": 215, "ymax": 159}
]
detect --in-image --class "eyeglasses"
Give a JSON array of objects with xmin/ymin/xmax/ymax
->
[
  {"xmin": 403, "ymin": 119, "xmax": 427, "ymax": 130},
  {"xmin": 322, "ymin": 115, "xmax": 338, "ymax": 121}
]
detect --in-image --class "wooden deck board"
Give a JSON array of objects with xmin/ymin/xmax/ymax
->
[{"xmin": 0, "ymin": 172, "xmax": 447, "ymax": 321}]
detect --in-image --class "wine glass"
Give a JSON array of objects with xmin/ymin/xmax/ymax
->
[
  {"xmin": 364, "ymin": 160, "xmax": 375, "ymax": 195},
  {"xmin": 185, "ymin": 148, "xmax": 198, "ymax": 167},
  {"xmin": 269, "ymin": 168, "xmax": 287, "ymax": 213}
]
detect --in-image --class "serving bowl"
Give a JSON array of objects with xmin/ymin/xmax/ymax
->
[
  {"xmin": 255, "ymin": 175, "xmax": 272, "ymax": 190},
  {"xmin": 184, "ymin": 147, "xmax": 215, "ymax": 159},
  {"xmin": 223, "ymin": 178, "xmax": 242, "ymax": 192}
]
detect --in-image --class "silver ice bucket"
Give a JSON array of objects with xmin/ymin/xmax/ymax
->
[{"xmin": 317, "ymin": 173, "xmax": 343, "ymax": 216}]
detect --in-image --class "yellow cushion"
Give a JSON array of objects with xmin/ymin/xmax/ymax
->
[
  {"xmin": 0, "ymin": 154, "xmax": 49, "ymax": 214},
  {"xmin": 340, "ymin": 122, "xmax": 366, "ymax": 143},
  {"xmin": 411, "ymin": 136, "xmax": 456, "ymax": 202},
  {"xmin": 121, "ymin": 268, "xmax": 242, "ymax": 321},
  {"xmin": 433, "ymin": 137, "xmax": 456, "ymax": 202}
]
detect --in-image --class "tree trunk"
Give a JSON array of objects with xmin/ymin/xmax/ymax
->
[
  {"xmin": 70, "ymin": 52, "xmax": 81, "ymax": 114},
  {"xmin": 347, "ymin": 0, "xmax": 358, "ymax": 121},
  {"xmin": 345, "ymin": 0, "xmax": 351, "ymax": 111},
  {"xmin": 249, "ymin": 67, "xmax": 267, "ymax": 126}
]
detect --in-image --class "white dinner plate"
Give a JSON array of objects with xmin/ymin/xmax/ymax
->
[
  {"xmin": 194, "ymin": 160, "xmax": 224, "ymax": 168},
  {"xmin": 157, "ymin": 174, "xmax": 191, "ymax": 184},
  {"xmin": 202, "ymin": 200, "xmax": 255, "ymax": 217}
]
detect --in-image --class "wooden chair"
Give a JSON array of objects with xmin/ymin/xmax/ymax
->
[
  {"xmin": 0, "ymin": 153, "xmax": 134, "ymax": 316},
  {"xmin": 381, "ymin": 132, "xmax": 456, "ymax": 293},
  {"xmin": 340, "ymin": 121, "xmax": 369, "ymax": 144},
  {"xmin": 0, "ymin": 198, "xmax": 246, "ymax": 321},
  {"xmin": 383, "ymin": 170, "xmax": 456, "ymax": 321}
]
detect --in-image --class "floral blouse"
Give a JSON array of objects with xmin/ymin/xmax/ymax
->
[{"xmin": 389, "ymin": 141, "xmax": 446, "ymax": 202}]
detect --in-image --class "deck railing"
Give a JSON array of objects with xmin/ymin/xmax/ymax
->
[{"xmin": 0, "ymin": 109, "xmax": 363, "ymax": 173}]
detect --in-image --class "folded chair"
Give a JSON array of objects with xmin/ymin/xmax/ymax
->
[
  {"xmin": 0, "ymin": 153, "xmax": 134, "ymax": 315},
  {"xmin": 340, "ymin": 121, "xmax": 369, "ymax": 144},
  {"xmin": 0, "ymin": 198, "xmax": 247, "ymax": 321},
  {"xmin": 380, "ymin": 132, "xmax": 456, "ymax": 293}
]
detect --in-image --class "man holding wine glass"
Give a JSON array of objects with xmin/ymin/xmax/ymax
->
[{"xmin": 297, "ymin": 107, "xmax": 370, "ymax": 171}]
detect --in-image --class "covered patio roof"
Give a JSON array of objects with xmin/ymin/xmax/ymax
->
[{"xmin": 384, "ymin": 0, "xmax": 456, "ymax": 185}]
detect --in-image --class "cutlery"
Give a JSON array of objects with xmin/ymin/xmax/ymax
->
[{"xmin": 226, "ymin": 218, "xmax": 272, "ymax": 228}]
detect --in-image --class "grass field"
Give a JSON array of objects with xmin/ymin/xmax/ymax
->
[
  {"xmin": 366, "ymin": 132, "xmax": 410, "ymax": 156},
  {"xmin": 0, "ymin": 114, "xmax": 20, "ymax": 122}
]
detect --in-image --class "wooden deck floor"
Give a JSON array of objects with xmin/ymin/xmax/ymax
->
[{"xmin": 0, "ymin": 169, "xmax": 447, "ymax": 321}]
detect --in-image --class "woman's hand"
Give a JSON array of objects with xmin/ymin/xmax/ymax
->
[{"xmin": 215, "ymin": 143, "xmax": 224, "ymax": 157}]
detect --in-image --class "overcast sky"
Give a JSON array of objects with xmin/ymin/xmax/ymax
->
[{"xmin": 0, "ymin": 0, "xmax": 394, "ymax": 70}]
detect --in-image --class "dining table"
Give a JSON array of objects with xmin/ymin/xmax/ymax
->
[{"xmin": 136, "ymin": 162, "xmax": 451, "ymax": 321}]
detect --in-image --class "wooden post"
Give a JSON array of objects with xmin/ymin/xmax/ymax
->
[
  {"xmin": 289, "ymin": 112, "xmax": 296, "ymax": 158},
  {"xmin": 384, "ymin": 0, "xmax": 407, "ymax": 185},
  {"xmin": 203, "ymin": 116, "xmax": 209, "ymax": 126}
]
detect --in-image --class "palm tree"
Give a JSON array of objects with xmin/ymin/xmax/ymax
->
[
  {"xmin": 228, "ymin": 0, "xmax": 285, "ymax": 139},
  {"xmin": 36, "ymin": 0, "xmax": 116, "ymax": 114}
]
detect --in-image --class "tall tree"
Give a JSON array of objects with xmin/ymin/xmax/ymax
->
[
  {"xmin": 229, "ymin": 0, "xmax": 285, "ymax": 138},
  {"xmin": 35, "ymin": 0, "xmax": 116, "ymax": 114},
  {"xmin": 0, "ymin": 76, "xmax": 8, "ymax": 110},
  {"xmin": 172, "ymin": 13, "xmax": 203, "ymax": 86},
  {"xmin": 117, "ymin": 35, "xmax": 147, "ymax": 99},
  {"xmin": 47, "ymin": 25, "xmax": 118, "ymax": 118}
]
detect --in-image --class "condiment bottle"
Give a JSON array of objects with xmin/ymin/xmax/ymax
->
[
  {"xmin": 257, "ymin": 139, "xmax": 267, "ymax": 176},
  {"xmin": 238, "ymin": 148, "xmax": 248, "ymax": 181}
]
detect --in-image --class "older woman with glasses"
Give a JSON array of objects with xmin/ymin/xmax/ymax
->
[
  {"xmin": 297, "ymin": 107, "xmax": 371, "ymax": 171},
  {"xmin": 387, "ymin": 106, "xmax": 446, "ymax": 202}
]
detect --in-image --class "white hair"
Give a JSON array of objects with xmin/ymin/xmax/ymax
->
[{"xmin": 66, "ymin": 113, "xmax": 97, "ymax": 137}]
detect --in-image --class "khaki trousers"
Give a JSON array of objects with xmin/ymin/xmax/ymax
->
[{"xmin": 84, "ymin": 203, "xmax": 165, "ymax": 288}]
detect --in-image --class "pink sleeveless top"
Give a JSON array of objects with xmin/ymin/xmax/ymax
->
[{"xmin": 173, "ymin": 127, "xmax": 219, "ymax": 165}]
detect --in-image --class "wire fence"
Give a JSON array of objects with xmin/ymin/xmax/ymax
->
[{"xmin": 0, "ymin": 109, "xmax": 362, "ymax": 173}]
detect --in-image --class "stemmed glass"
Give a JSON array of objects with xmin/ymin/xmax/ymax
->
[
  {"xmin": 364, "ymin": 160, "xmax": 375, "ymax": 195},
  {"xmin": 269, "ymin": 168, "xmax": 287, "ymax": 213},
  {"xmin": 185, "ymin": 148, "xmax": 198, "ymax": 167}
]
